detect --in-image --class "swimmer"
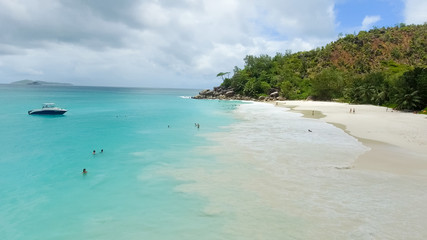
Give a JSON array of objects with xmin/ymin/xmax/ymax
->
[
  {"xmin": 100, "ymin": 149, "xmax": 103, "ymax": 153},
  {"xmin": 82, "ymin": 168, "xmax": 88, "ymax": 174},
  {"xmin": 308, "ymin": 129, "xmax": 312, "ymax": 132},
  {"xmin": 93, "ymin": 150, "xmax": 96, "ymax": 155}
]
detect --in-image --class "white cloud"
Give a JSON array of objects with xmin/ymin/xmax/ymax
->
[
  {"xmin": 0, "ymin": 0, "xmax": 338, "ymax": 88},
  {"xmin": 404, "ymin": 0, "xmax": 427, "ymax": 24},
  {"xmin": 361, "ymin": 15, "xmax": 381, "ymax": 30}
]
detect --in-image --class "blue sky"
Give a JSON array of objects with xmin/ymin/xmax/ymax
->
[
  {"xmin": 335, "ymin": 0, "xmax": 405, "ymax": 33},
  {"xmin": 0, "ymin": 0, "xmax": 425, "ymax": 88}
]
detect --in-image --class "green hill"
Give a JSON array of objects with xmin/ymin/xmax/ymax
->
[
  {"xmin": 214, "ymin": 23, "xmax": 427, "ymax": 111},
  {"xmin": 310, "ymin": 23, "xmax": 426, "ymax": 74}
]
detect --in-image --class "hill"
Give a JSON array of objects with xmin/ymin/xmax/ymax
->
[
  {"xmin": 198, "ymin": 24, "xmax": 427, "ymax": 111},
  {"xmin": 308, "ymin": 23, "xmax": 426, "ymax": 74},
  {"xmin": 11, "ymin": 80, "xmax": 73, "ymax": 86}
]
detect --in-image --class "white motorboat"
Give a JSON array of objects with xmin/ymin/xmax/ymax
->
[{"xmin": 28, "ymin": 103, "xmax": 67, "ymax": 115}]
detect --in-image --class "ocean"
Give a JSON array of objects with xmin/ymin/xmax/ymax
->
[{"xmin": 1, "ymin": 85, "xmax": 426, "ymax": 239}]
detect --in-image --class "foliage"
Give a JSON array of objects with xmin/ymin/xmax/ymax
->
[
  {"xmin": 310, "ymin": 68, "xmax": 344, "ymax": 100},
  {"xmin": 392, "ymin": 67, "xmax": 427, "ymax": 110},
  {"xmin": 217, "ymin": 24, "xmax": 427, "ymax": 111},
  {"xmin": 216, "ymin": 72, "xmax": 230, "ymax": 80}
]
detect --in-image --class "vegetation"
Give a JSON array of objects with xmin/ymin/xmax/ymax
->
[{"xmin": 218, "ymin": 24, "xmax": 427, "ymax": 111}]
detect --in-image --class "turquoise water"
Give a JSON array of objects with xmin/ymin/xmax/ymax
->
[
  {"xmin": 0, "ymin": 85, "xmax": 240, "ymax": 240},
  {"xmin": 2, "ymin": 85, "xmax": 425, "ymax": 239}
]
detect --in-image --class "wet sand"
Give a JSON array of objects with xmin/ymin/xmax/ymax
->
[{"xmin": 277, "ymin": 100, "xmax": 427, "ymax": 176}]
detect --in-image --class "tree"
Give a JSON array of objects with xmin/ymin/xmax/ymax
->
[
  {"xmin": 242, "ymin": 78, "xmax": 271, "ymax": 97},
  {"xmin": 310, "ymin": 68, "xmax": 344, "ymax": 100},
  {"xmin": 244, "ymin": 55, "xmax": 273, "ymax": 78},
  {"xmin": 279, "ymin": 81, "xmax": 294, "ymax": 99},
  {"xmin": 228, "ymin": 70, "xmax": 250, "ymax": 94},
  {"xmin": 243, "ymin": 78, "xmax": 259, "ymax": 97},
  {"xmin": 395, "ymin": 90, "xmax": 422, "ymax": 110},
  {"xmin": 393, "ymin": 67, "xmax": 427, "ymax": 110},
  {"xmin": 216, "ymin": 72, "xmax": 230, "ymax": 80}
]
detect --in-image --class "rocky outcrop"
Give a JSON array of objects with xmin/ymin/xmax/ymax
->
[
  {"xmin": 192, "ymin": 86, "xmax": 285, "ymax": 102},
  {"xmin": 270, "ymin": 91, "xmax": 279, "ymax": 98}
]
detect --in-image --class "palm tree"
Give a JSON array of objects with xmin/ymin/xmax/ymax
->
[
  {"xmin": 216, "ymin": 72, "xmax": 230, "ymax": 80},
  {"xmin": 395, "ymin": 90, "xmax": 422, "ymax": 110}
]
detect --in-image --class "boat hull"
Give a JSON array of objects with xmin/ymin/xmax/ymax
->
[{"xmin": 28, "ymin": 110, "xmax": 67, "ymax": 115}]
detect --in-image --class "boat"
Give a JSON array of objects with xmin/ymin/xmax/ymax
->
[{"xmin": 28, "ymin": 103, "xmax": 67, "ymax": 115}]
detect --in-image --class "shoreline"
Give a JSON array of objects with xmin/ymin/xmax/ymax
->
[{"xmin": 277, "ymin": 100, "xmax": 427, "ymax": 177}]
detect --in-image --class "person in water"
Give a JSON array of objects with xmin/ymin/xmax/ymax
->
[
  {"xmin": 82, "ymin": 168, "xmax": 88, "ymax": 174},
  {"xmin": 100, "ymin": 149, "xmax": 103, "ymax": 153},
  {"xmin": 93, "ymin": 150, "xmax": 96, "ymax": 154}
]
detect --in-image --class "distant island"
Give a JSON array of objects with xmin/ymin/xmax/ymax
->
[{"xmin": 10, "ymin": 80, "xmax": 73, "ymax": 86}]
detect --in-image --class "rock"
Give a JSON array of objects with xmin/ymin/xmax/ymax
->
[
  {"xmin": 270, "ymin": 91, "xmax": 279, "ymax": 98},
  {"xmin": 225, "ymin": 91, "xmax": 234, "ymax": 97},
  {"xmin": 199, "ymin": 89, "xmax": 210, "ymax": 95},
  {"xmin": 269, "ymin": 88, "xmax": 279, "ymax": 94}
]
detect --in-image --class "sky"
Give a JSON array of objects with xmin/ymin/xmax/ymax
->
[{"xmin": 0, "ymin": 0, "xmax": 426, "ymax": 88}]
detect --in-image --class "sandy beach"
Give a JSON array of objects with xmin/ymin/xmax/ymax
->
[{"xmin": 278, "ymin": 100, "xmax": 427, "ymax": 176}]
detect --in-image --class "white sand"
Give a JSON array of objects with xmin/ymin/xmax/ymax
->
[{"xmin": 278, "ymin": 100, "xmax": 427, "ymax": 176}]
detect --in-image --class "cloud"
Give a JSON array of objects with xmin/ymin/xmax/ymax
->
[
  {"xmin": 0, "ymin": 0, "xmax": 338, "ymax": 88},
  {"xmin": 258, "ymin": 0, "xmax": 336, "ymax": 39},
  {"xmin": 404, "ymin": 0, "xmax": 427, "ymax": 24},
  {"xmin": 361, "ymin": 15, "xmax": 381, "ymax": 30}
]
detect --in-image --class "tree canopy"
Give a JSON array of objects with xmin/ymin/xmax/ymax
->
[{"xmin": 217, "ymin": 24, "xmax": 427, "ymax": 111}]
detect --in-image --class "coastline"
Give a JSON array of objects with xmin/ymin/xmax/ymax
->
[
  {"xmin": 277, "ymin": 100, "xmax": 427, "ymax": 177},
  {"xmin": 178, "ymin": 99, "xmax": 427, "ymax": 238}
]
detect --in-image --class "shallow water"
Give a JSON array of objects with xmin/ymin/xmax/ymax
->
[
  {"xmin": 1, "ymin": 86, "xmax": 426, "ymax": 239},
  {"xmin": 0, "ymin": 85, "xmax": 238, "ymax": 240},
  {"xmin": 173, "ymin": 102, "xmax": 427, "ymax": 239}
]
